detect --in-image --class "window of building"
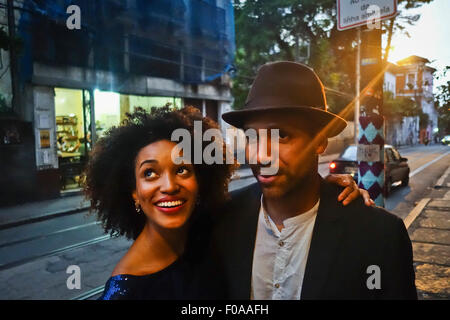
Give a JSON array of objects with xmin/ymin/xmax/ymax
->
[
  {"xmin": 406, "ymin": 73, "xmax": 415, "ymax": 88},
  {"xmin": 93, "ymin": 90, "xmax": 181, "ymax": 138},
  {"xmin": 54, "ymin": 88, "xmax": 91, "ymax": 192}
]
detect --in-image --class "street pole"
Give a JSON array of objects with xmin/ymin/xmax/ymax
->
[
  {"xmin": 355, "ymin": 27, "xmax": 361, "ymax": 146},
  {"xmin": 357, "ymin": 28, "xmax": 385, "ymax": 207},
  {"xmin": 336, "ymin": 0, "xmax": 394, "ymax": 208}
]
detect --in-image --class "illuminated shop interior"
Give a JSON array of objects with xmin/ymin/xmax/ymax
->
[{"xmin": 54, "ymin": 87, "xmax": 180, "ymax": 192}]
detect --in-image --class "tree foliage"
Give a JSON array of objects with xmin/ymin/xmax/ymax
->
[
  {"xmin": 383, "ymin": 91, "xmax": 420, "ymax": 119},
  {"xmin": 434, "ymin": 66, "xmax": 450, "ymax": 134},
  {"xmin": 232, "ymin": 0, "xmax": 434, "ymax": 118},
  {"xmin": 233, "ymin": 0, "xmax": 344, "ymax": 112}
]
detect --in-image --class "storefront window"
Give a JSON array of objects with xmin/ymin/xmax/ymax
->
[
  {"xmin": 0, "ymin": 48, "xmax": 12, "ymax": 113},
  {"xmin": 54, "ymin": 88, "xmax": 91, "ymax": 191},
  {"xmin": 93, "ymin": 89, "xmax": 181, "ymax": 137},
  {"xmin": 93, "ymin": 90, "xmax": 121, "ymax": 138},
  {"xmin": 53, "ymin": 88, "xmax": 181, "ymax": 192}
]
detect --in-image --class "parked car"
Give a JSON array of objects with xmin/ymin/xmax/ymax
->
[
  {"xmin": 441, "ymin": 135, "xmax": 450, "ymax": 145},
  {"xmin": 329, "ymin": 145, "xmax": 410, "ymax": 196}
]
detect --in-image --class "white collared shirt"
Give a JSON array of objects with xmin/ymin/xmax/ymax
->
[{"xmin": 251, "ymin": 196, "xmax": 319, "ymax": 300}]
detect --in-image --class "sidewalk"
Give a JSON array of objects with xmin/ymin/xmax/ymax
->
[
  {"xmin": 405, "ymin": 166, "xmax": 450, "ymax": 299},
  {"xmin": 0, "ymin": 193, "xmax": 90, "ymax": 229}
]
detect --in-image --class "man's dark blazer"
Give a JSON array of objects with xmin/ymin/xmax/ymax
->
[{"xmin": 210, "ymin": 178, "xmax": 417, "ymax": 300}]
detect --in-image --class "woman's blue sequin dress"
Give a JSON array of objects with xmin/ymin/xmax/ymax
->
[{"xmin": 99, "ymin": 256, "xmax": 224, "ymax": 300}]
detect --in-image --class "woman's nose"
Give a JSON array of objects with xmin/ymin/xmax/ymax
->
[{"xmin": 159, "ymin": 173, "xmax": 180, "ymax": 194}]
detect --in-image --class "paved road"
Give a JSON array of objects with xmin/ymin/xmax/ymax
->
[
  {"xmin": 385, "ymin": 145, "xmax": 450, "ymax": 218},
  {"xmin": 318, "ymin": 145, "xmax": 450, "ymax": 219},
  {"xmin": 0, "ymin": 144, "xmax": 448, "ymax": 299}
]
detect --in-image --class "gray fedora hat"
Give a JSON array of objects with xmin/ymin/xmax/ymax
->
[{"xmin": 222, "ymin": 61, "xmax": 347, "ymax": 137}]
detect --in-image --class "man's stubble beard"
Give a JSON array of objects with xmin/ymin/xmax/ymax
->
[{"xmin": 259, "ymin": 159, "xmax": 319, "ymax": 200}]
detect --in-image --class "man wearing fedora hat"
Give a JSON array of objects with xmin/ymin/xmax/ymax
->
[{"xmin": 212, "ymin": 61, "xmax": 416, "ymax": 299}]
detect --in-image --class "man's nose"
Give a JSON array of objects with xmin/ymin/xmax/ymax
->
[
  {"xmin": 256, "ymin": 133, "xmax": 272, "ymax": 165},
  {"xmin": 246, "ymin": 133, "xmax": 272, "ymax": 165}
]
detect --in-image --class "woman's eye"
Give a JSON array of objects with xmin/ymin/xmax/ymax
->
[
  {"xmin": 176, "ymin": 166, "xmax": 189, "ymax": 175},
  {"xmin": 144, "ymin": 169, "xmax": 157, "ymax": 179}
]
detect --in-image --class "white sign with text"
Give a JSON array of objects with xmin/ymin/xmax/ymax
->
[
  {"xmin": 337, "ymin": 0, "xmax": 397, "ymax": 31},
  {"xmin": 357, "ymin": 144, "xmax": 381, "ymax": 162}
]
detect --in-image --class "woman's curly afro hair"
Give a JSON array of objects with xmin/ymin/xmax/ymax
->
[{"xmin": 83, "ymin": 105, "xmax": 237, "ymax": 240}]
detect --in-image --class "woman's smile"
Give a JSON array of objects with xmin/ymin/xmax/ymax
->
[{"xmin": 154, "ymin": 196, "xmax": 188, "ymax": 213}]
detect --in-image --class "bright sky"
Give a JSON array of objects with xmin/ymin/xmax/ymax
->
[{"xmin": 386, "ymin": 0, "xmax": 450, "ymax": 89}]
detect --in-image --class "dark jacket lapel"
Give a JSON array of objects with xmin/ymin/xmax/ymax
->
[{"xmin": 301, "ymin": 178, "xmax": 345, "ymax": 299}]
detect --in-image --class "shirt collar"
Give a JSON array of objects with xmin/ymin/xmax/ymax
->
[{"xmin": 259, "ymin": 195, "xmax": 320, "ymax": 235}]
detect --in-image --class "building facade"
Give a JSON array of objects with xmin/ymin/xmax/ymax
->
[
  {"xmin": 384, "ymin": 56, "xmax": 437, "ymax": 147},
  {"xmin": 0, "ymin": 0, "xmax": 236, "ymax": 206}
]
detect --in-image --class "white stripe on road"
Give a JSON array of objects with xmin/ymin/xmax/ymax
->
[
  {"xmin": 435, "ymin": 165, "xmax": 450, "ymax": 187},
  {"xmin": 409, "ymin": 150, "xmax": 450, "ymax": 178},
  {"xmin": 403, "ymin": 198, "xmax": 430, "ymax": 229}
]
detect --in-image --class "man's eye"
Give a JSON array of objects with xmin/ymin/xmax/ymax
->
[{"xmin": 279, "ymin": 131, "xmax": 289, "ymax": 139}]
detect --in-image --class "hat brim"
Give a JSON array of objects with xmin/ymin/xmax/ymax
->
[{"xmin": 222, "ymin": 106, "xmax": 347, "ymax": 138}]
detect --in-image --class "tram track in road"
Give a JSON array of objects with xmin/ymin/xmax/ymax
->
[
  {"xmin": 71, "ymin": 285, "xmax": 106, "ymax": 300},
  {"xmin": 0, "ymin": 210, "xmax": 113, "ymax": 271},
  {"xmin": 0, "ymin": 206, "xmax": 131, "ymax": 299},
  {"xmin": 0, "ymin": 233, "xmax": 111, "ymax": 271},
  {"xmin": 0, "ymin": 228, "xmax": 132, "ymax": 299},
  {"xmin": 0, "ymin": 221, "xmax": 101, "ymax": 249}
]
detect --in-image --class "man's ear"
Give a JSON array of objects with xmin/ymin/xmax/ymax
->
[{"xmin": 315, "ymin": 136, "xmax": 328, "ymax": 155}]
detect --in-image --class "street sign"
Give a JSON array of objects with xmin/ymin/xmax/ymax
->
[
  {"xmin": 357, "ymin": 144, "xmax": 381, "ymax": 162},
  {"xmin": 337, "ymin": 0, "xmax": 397, "ymax": 31}
]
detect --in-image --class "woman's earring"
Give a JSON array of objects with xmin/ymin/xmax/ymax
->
[{"xmin": 135, "ymin": 202, "xmax": 142, "ymax": 214}]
